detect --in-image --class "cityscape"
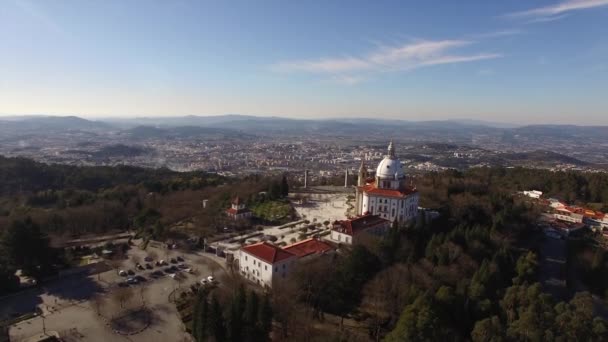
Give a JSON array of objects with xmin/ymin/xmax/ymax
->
[{"xmin": 1, "ymin": 1, "xmax": 608, "ymax": 342}]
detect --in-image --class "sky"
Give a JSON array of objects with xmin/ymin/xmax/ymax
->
[{"xmin": 1, "ymin": 0, "xmax": 607, "ymax": 125}]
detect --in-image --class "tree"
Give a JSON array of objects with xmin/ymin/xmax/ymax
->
[
  {"xmin": 280, "ymin": 175, "xmax": 289, "ymax": 197},
  {"xmin": 192, "ymin": 291, "xmax": 209, "ymax": 342},
  {"xmin": 258, "ymin": 294, "xmax": 273, "ymax": 341},
  {"xmin": 513, "ymin": 251, "xmax": 538, "ymax": 285},
  {"xmin": 228, "ymin": 285, "xmax": 246, "ymax": 341},
  {"xmin": 471, "ymin": 316, "xmax": 505, "ymax": 342},
  {"xmin": 209, "ymin": 295, "xmax": 226, "ymax": 342},
  {"xmin": 1, "ymin": 217, "xmax": 54, "ymax": 280},
  {"xmin": 384, "ymin": 295, "xmax": 451, "ymax": 341},
  {"xmin": 244, "ymin": 290, "xmax": 259, "ymax": 341},
  {"xmin": 112, "ymin": 287, "xmax": 133, "ymax": 310}
]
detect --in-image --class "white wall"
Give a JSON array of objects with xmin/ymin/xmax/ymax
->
[
  {"xmin": 239, "ymin": 250, "xmax": 294, "ymax": 288},
  {"xmin": 361, "ymin": 193, "xmax": 419, "ymax": 222}
]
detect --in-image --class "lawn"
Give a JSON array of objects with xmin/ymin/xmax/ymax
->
[{"xmin": 251, "ymin": 200, "xmax": 292, "ymax": 223}]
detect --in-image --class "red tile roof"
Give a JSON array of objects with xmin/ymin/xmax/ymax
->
[
  {"xmin": 358, "ymin": 182, "xmax": 417, "ymax": 198},
  {"xmin": 332, "ymin": 214, "xmax": 390, "ymax": 236},
  {"xmin": 283, "ymin": 238, "xmax": 335, "ymax": 258},
  {"xmin": 241, "ymin": 242, "xmax": 296, "ymax": 264}
]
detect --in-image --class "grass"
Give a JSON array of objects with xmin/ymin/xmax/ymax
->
[{"xmin": 251, "ymin": 200, "xmax": 292, "ymax": 222}]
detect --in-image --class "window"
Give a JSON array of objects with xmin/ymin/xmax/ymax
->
[
  {"xmin": 275, "ymin": 267, "xmax": 278, "ymax": 272},
  {"xmin": 282, "ymin": 264, "xmax": 286, "ymax": 269},
  {"xmin": 392, "ymin": 208, "xmax": 395, "ymax": 216},
  {"xmin": 265, "ymin": 265, "xmax": 267, "ymax": 271},
  {"xmin": 245, "ymin": 256, "xmax": 248, "ymax": 261}
]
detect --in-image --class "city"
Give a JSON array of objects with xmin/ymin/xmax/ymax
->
[{"xmin": 1, "ymin": 1, "xmax": 608, "ymax": 342}]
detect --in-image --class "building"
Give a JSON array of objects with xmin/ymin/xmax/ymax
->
[
  {"xmin": 282, "ymin": 237, "xmax": 335, "ymax": 260},
  {"xmin": 330, "ymin": 213, "xmax": 391, "ymax": 244},
  {"xmin": 226, "ymin": 196, "xmax": 252, "ymax": 220},
  {"xmin": 239, "ymin": 242, "xmax": 296, "ymax": 288},
  {"xmin": 355, "ymin": 141, "xmax": 419, "ymax": 223},
  {"xmin": 523, "ymin": 190, "xmax": 543, "ymax": 199},
  {"xmin": 554, "ymin": 208, "xmax": 584, "ymax": 224}
]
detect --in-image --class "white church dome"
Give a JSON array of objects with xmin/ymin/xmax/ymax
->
[{"xmin": 375, "ymin": 141, "xmax": 405, "ymax": 179}]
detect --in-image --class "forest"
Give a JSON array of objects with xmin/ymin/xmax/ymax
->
[{"xmin": 2, "ymin": 156, "xmax": 608, "ymax": 340}]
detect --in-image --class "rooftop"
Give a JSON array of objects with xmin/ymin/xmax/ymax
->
[
  {"xmin": 332, "ymin": 213, "xmax": 390, "ymax": 236},
  {"xmin": 283, "ymin": 238, "xmax": 335, "ymax": 258},
  {"xmin": 241, "ymin": 241, "xmax": 296, "ymax": 264}
]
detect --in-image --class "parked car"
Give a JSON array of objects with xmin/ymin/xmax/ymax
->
[
  {"xmin": 118, "ymin": 270, "xmax": 127, "ymax": 276},
  {"xmin": 135, "ymin": 275, "xmax": 146, "ymax": 282},
  {"xmin": 145, "ymin": 263, "xmax": 152, "ymax": 269},
  {"xmin": 164, "ymin": 267, "xmax": 173, "ymax": 274},
  {"xmin": 144, "ymin": 256, "xmax": 153, "ymax": 262},
  {"xmin": 177, "ymin": 256, "xmax": 185, "ymax": 262},
  {"xmin": 178, "ymin": 263, "xmax": 188, "ymax": 269},
  {"xmin": 184, "ymin": 268, "xmax": 193, "ymax": 274},
  {"xmin": 168, "ymin": 273, "xmax": 176, "ymax": 279},
  {"xmin": 207, "ymin": 275, "xmax": 215, "ymax": 282},
  {"xmin": 127, "ymin": 277, "xmax": 138, "ymax": 284},
  {"xmin": 127, "ymin": 269, "xmax": 135, "ymax": 275},
  {"xmin": 159, "ymin": 260, "xmax": 167, "ymax": 265},
  {"xmin": 200, "ymin": 278, "xmax": 208, "ymax": 285},
  {"xmin": 136, "ymin": 264, "xmax": 145, "ymax": 270},
  {"xmin": 170, "ymin": 258, "xmax": 177, "ymax": 264}
]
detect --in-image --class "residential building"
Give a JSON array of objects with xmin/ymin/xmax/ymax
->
[
  {"xmin": 239, "ymin": 242, "xmax": 296, "ymax": 288},
  {"xmin": 330, "ymin": 213, "xmax": 391, "ymax": 245}
]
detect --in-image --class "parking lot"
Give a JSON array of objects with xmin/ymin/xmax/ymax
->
[{"xmin": 5, "ymin": 242, "xmax": 225, "ymax": 342}]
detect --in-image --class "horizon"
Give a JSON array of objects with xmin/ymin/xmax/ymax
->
[{"xmin": 1, "ymin": 1, "xmax": 607, "ymax": 125}]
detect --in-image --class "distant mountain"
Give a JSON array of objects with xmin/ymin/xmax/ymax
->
[
  {"xmin": 122, "ymin": 125, "xmax": 256, "ymax": 140},
  {"xmin": 0, "ymin": 116, "xmax": 112, "ymax": 135},
  {"xmin": 502, "ymin": 150, "xmax": 589, "ymax": 166}
]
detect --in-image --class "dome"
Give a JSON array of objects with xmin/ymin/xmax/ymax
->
[
  {"xmin": 376, "ymin": 157, "xmax": 404, "ymax": 179},
  {"xmin": 375, "ymin": 141, "xmax": 405, "ymax": 179}
]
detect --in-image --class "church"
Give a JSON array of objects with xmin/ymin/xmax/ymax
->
[{"xmin": 354, "ymin": 141, "xmax": 419, "ymax": 223}]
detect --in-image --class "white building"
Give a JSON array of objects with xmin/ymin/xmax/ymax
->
[
  {"xmin": 330, "ymin": 214, "xmax": 391, "ymax": 245},
  {"xmin": 239, "ymin": 242, "xmax": 296, "ymax": 288},
  {"xmin": 523, "ymin": 190, "xmax": 543, "ymax": 199},
  {"xmin": 554, "ymin": 208, "xmax": 584, "ymax": 224},
  {"xmin": 355, "ymin": 141, "xmax": 419, "ymax": 223},
  {"xmin": 226, "ymin": 196, "xmax": 252, "ymax": 220}
]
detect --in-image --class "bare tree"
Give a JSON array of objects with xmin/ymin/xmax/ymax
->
[
  {"xmin": 90, "ymin": 293, "xmax": 104, "ymax": 316},
  {"xmin": 112, "ymin": 287, "xmax": 133, "ymax": 310}
]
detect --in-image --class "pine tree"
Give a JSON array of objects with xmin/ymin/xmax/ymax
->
[
  {"xmin": 229, "ymin": 285, "xmax": 246, "ymax": 342},
  {"xmin": 244, "ymin": 290, "xmax": 259, "ymax": 341},
  {"xmin": 258, "ymin": 294, "xmax": 273, "ymax": 341},
  {"xmin": 209, "ymin": 295, "xmax": 226, "ymax": 342},
  {"xmin": 193, "ymin": 291, "xmax": 208, "ymax": 341}
]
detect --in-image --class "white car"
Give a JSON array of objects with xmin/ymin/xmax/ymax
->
[
  {"xmin": 207, "ymin": 275, "xmax": 215, "ymax": 282},
  {"xmin": 200, "ymin": 278, "xmax": 208, "ymax": 285},
  {"xmin": 184, "ymin": 268, "xmax": 193, "ymax": 274},
  {"xmin": 118, "ymin": 270, "xmax": 127, "ymax": 276},
  {"xmin": 168, "ymin": 273, "xmax": 177, "ymax": 279}
]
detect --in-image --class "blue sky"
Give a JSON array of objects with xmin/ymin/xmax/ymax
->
[{"xmin": 1, "ymin": 0, "xmax": 607, "ymax": 124}]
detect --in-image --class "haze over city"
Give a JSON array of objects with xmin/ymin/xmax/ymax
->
[
  {"xmin": 1, "ymin": 0, "xmax": 607, "ymax": 124},
  {"xmin": 3, "ymin": 2, "xmax": 608, "ymax": 342}
]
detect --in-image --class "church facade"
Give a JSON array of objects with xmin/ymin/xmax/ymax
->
[{"xmin": 355, "ymin": 141, "xmax": 419, "ymax": 223}]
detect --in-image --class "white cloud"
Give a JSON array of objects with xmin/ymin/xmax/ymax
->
[
  {"xmin": 508, "ymin": 0, "xmax": 608, "ymax": 19},
  {"xmin": 271, "ymin": 39, "xmax": 500, "ymax": 83}
]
